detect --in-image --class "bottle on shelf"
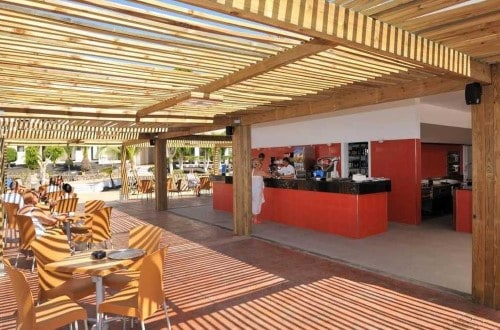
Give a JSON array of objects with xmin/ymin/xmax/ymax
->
[{"xmin": 348, "ymin": 142, "xmax": 369, "ymax": 177}]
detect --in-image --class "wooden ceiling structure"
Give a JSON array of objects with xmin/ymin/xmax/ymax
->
[
  {"xmin": 2, "ymin": 0, "xmax": 500, "ymax": 310},
  {"xmin": 0, "ymin": 0, "xmax": 497, "ymax": 146}
]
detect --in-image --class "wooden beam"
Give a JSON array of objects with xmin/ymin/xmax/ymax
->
[
  {"xmin": 0, "ymin": 105, "xmax": 214, "ymax": 123},
  {"xmin": 239, "ymin": 76, "xmax": 466, "ymax": 125},
  {"xmin": 232, "ymin": 124, "xmax": 252, "ymax": 236},
  {"xmin": 156, "ymin": 125, "xmax": 225, "ymax": 139},
  {"xmin": 122, "ymin": 139, "xmax": 150, "ymax": 147},
  {"xmin": 154, "ymin": 139, "xmax": 168, "ymax": 211},
  {"xmin": 472, "ymin": 63, "xmax": 500, "ymax": 309},
  {"xmin": 120, "ymin": 144, "xmax": 129, "ymax": 201},
  {"xmin": 177, "ymin": 0, "xmax": 491, "ymax": 84},
  {"xmin": 136, "ymin": 39, "xmax": 333, "ymax": 118}
]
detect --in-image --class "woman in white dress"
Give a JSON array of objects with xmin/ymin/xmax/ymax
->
[{"xmin": 252, "ymin": 158, "xmax": 267, "ymax": 224}]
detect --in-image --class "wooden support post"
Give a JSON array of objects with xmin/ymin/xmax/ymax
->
[
  {"xmin": 472, "ymin": 63, "xmax": 499, "ymax": 309},
  {"xmin": 119, "ymin": 144, "xmax": 129, "ymax": 201},
  {"xmin": 214, "ymin": 145, "xmax": 221, "ymax": 175},
  {"xmin": 0, "ymin": 138, "xmax": 6, "ymax": 275},
  {"xmin": 232, "ymin": 125, "xmax": 252, "ymax": 236},
  {"xmin": 155, "ymin": 139, "xmax": 168, "ymax": 211}
]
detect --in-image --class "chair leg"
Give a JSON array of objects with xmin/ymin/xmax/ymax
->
[
  {"xmin": 31, "ymin": 257, "xmax": 36, "ymax": 272},
  {"xmin": 15, "ymin": 252, "xmax": 20, "ymax": 267},
  {"xmin": 163, "ymin": 301, "xmax": 172, "ymax": 330},
  {"xmin": 84, "ymin": 320, "xmax": 89, "ymax": 330},
  {"xmin": 98, "ymin": 313, "xmax": 104, "ymax": 330},
  {"xmin": 141, "ymin": 320, "xmax": 146, "ymax": 330}
]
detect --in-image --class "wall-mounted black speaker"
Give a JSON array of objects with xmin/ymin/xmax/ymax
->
[
  {"xmin": 226, "ymin": 126, "xmax": 234, "ymax": 136},
  {"xmin": 149, "ymin": 139, "xmax": 156, "ymax": 146},
  {"xmin": 465, "ymin": 82, "xmax": 482, "ymax": 105}
]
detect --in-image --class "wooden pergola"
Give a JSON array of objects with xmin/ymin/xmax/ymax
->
[{"xmin": 0, "ymin": 0, "xmax": 499, "ymax": 308}]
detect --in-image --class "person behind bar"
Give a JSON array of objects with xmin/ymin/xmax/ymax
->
[{"xmin": 276, "ymin": 157, "xmax": 295, "ymax": 179}]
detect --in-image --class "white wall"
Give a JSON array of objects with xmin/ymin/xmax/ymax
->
[
  {"xmin": 418, "ymin": 105, "xmax": 471, "ymax": 128},
  {"xmin": 251, "ymin": 91, "xmax": 472, "ymax": 148},
  {"xmin": 252, "ymin": 100, "xmax": 421, "ymax": 148}
]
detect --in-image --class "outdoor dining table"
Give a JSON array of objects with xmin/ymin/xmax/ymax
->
[
  {"xmin": 56, "ymin": 212, "xmax": 92, "ymax": 252},
  {"xmin": 44, "ymin": 249, "xmax": 144, "ymax": 328}
]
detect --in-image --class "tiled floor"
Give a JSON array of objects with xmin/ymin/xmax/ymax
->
[
  {"xmin": 1, "ymin": 195, "xmax": 499, "ymax": 329},
  {"xmin": 170, "ymin": 201, "xmax": 472, "ymax": 294}
]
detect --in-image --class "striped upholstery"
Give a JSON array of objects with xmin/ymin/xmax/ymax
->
[
  {"xmin": 54, "ymin": 198, "xmax": 79, "ymax": 214},
  {"xmin": 84, "ymin": 200, "xmax": 105, "ymax": 214}
]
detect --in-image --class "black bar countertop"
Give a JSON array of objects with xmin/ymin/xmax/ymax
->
[{"xmin": 211, "ymin": 175, "xmax": 391, "ymax": 195}]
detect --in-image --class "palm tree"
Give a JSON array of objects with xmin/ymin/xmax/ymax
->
[
  {"xmin": 81, "ymin": 146, "xmax": 91, "ymax": 172},
  {"xmin": 166, "ymin": 147, "xmax": 177, "ymax": 174},
  {"xmin": 98, "ymin": 146, "xmax": 120, "ymax": 168},
  {"xmin": 99, "ymin": 146, "xmax": 140, "ymax": 170},
  {"xmin": 124, "ymin": 146, "xmax": 140, "ymax": 171},
  {"xmin": 200, "ymin": 147, "xmax": 214, "ymax": 173},
  {"xmin": 176, "ymin": 147, "xmax": 193, "ymax": 171},
  {"xmin": 63, "ymin": 145, "xmax": 75, "ymax": 174},
  {"xmin": 37, "ymin": 146, "xmax": 51, "ymax": 185},
  {"xmin": 100, "ymin": 167, "xmax": 115, "ymax": 189}
]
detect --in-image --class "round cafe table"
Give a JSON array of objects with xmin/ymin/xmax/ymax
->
[{"xmin": 57, "ymin": 212, "xmax": 92, "ymax": 252}]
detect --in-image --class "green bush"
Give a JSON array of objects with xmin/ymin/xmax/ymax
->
[
  {"xmin": 43, "ymin": 146, "xmax": 65, "ymax": 165},
  {"xmin": 25, "ymin": 146, "xmax": 40, "ymax": 170},
  {"xmin": 6, "ymin": 147, "xmax": 17, "ymax": 165}
]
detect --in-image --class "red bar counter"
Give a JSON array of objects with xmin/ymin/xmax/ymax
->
[
  {"xmin": 454, "ymin": 188, "xmax": 472, "ymax": 233},
  {"xmin": 212, "ymin": 177, "xmax": 390, "ymax": 239}
]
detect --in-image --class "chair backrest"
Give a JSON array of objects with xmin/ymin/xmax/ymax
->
[
  {"xmin": 166, "ymin": 177, "xmax": 172, "ymax": 191},
  {"xmin": 175, "ymin": 179, "xmax": 182, "ymax": 191},
  {"xmin": 54, "ymin": 197, "xmax": 79, "ymax": 213},
  {"xmin": 129, "ymin": 225, "xmax": 163, "ymax": 255},
  {"xmin": 84, "ymin": 200, "xmax": 105, "ymax": 214},
  {"xmin": 31, "ymin": 234, "xmax": 72, "ymax": 293},
  {"xmin": 3, "ymin": 258, "xmax": 36, "ymax": 329},
  {"xmin": 138, "ymin": 246, "xmax": 169, "ymax": 320},
  {"xmin": 46, "ymin": 190, "xmax": 64, "ymax": 201},
  {"xmin": 199, "ymin": 177, "xmax": 211, "ymax": 191},
  {"xmin": 139, "ymin": 179, "xmax": 154, "ymax": 193},
  {"xmin": 2, "ymin": 202, "xmax": 19, "ymax": 229},
  {"xmin": 16, "ymin": 215, "xmax": 36, "ymax": 251},
  {"xmin": 128, "ymin": 225, "xmax": 163, "ymax": 270},
  {"xmin": 91, "ymin": 206, "xmax": 112, "ymax": 243}
]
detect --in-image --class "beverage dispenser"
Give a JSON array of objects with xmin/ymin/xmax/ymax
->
[{"xmin": 292, "ymin": 146, "xmax": 315, "ymax": 179}]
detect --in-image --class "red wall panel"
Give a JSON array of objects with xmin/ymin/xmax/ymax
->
[
  {"xmin": 371, "ymin": 139, "xmax": 421, "ymax": 225},
  {"xmin": 421, "ymin": 143, "xmax": 462, "ymax": 178},
  {"xmin": 212, "ymin": 181, "xmax": 233, "ymax": 212},
  {"xmin": 213, "ymin": 183, "xmax": 388, "ymax": 238},
  {"xmin": 454, "ymin": 189, "xmax": 472, "ymax": 233}
]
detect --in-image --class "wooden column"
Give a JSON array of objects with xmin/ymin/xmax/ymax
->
[
  {"xmin": 155, "ymin": 139, "xmax": 168, "ymax": 211},
  {"xmin": 0, "ymin": 138, "xmax": 6, "ymax": 275},
  {"xmin": 213, "ymin": 145, "xmax": 221, "ymax": 175},
  {"xmin": 119, "ymin": 144, "xmax": 129, "ymax": 201},
  {"xmin": 232, "ymin": 125, "xmax": 252, "ymax": 236},
  {"xmin": 472, "ymin": 63, "xmax": 499, "ymax": 309}
]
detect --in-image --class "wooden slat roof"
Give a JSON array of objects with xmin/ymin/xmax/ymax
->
[{"xmin": 0, "ymin": 0, "xmax": 497, "ymax": 145}]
